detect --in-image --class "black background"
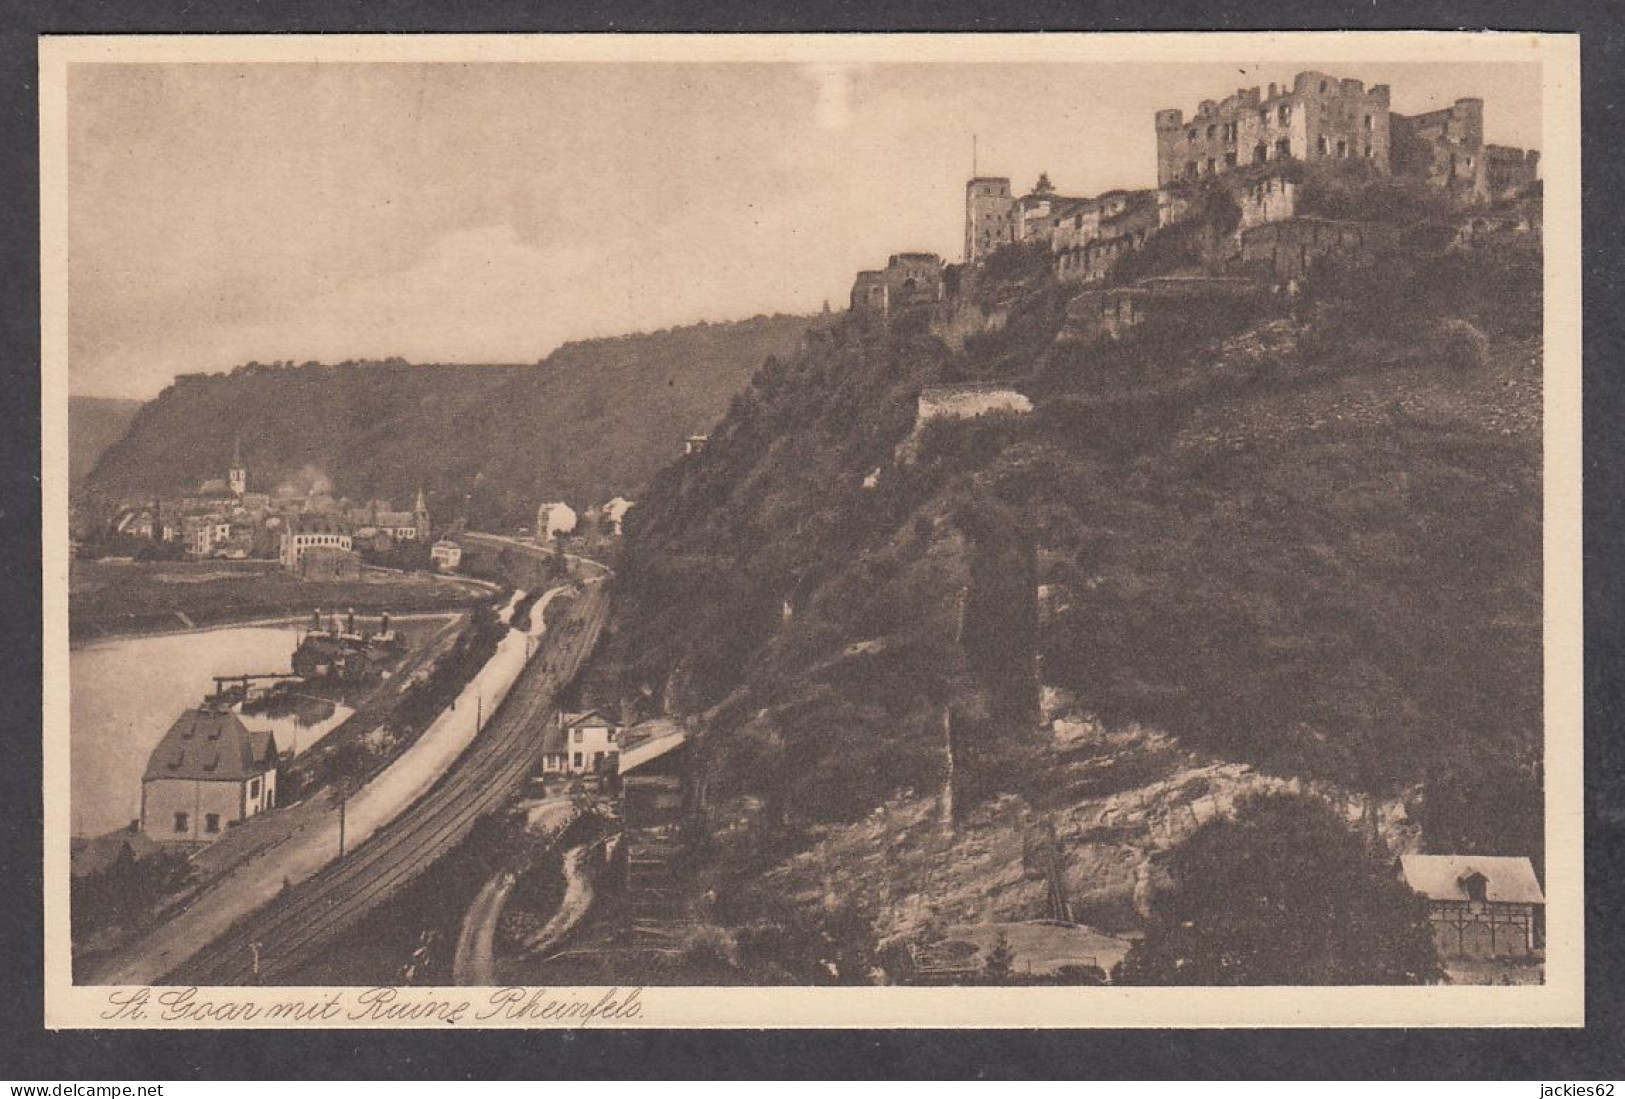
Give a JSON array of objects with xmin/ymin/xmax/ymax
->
[{"xmin": 1, "ymin": 0, "xmax": 1621, "ymax": 1080}]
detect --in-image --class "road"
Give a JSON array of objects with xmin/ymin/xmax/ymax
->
[
  {"xmin": 461, "ymin": 531, "xmax": 614, "ymax": 579},
  {"xmin": 451, "ymin": 871, "xmax": 516, "ymax": 986},
  {"xmin": 521, "ymin": 844, "xmax": 598, "ymax": 957},
  {"xmin": 84, "ymin": 542, "xmax": 609, "ymax": 986},
  {"xmin": 451, "ymin": 795, "xmax": 575, "ymax": 985}
]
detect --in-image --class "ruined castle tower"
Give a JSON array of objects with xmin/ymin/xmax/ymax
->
[{"xmin": 964, "ymin": 176, "xmax": 1016, "ymax": 263}]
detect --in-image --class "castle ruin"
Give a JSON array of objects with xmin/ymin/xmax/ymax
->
[
  {"xmin": 849, "ymin": 69, "xmax": 1539, "ymax": 339},
  {"xmin": 1155, "ymin": 71, "xmax": 1393, "ymax": 187}
]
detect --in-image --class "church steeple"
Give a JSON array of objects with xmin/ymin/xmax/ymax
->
[
  {"xmin": 228, "ymin": 433, "xmax": 247, "ymax": 497},
  {"xmin": 413, "ymin": 485, "xmax": 430, "ymax": 541}
]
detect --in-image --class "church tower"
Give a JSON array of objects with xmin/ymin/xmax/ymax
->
[
  {"xmin": 229, "ymin": 433, "xmax": 247, "ymax": 497},
  {"xmin": 413, "ymin": 485, "xmax": 431, "ymax": 541}
]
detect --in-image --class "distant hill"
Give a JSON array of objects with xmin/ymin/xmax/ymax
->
[
  {"xmin": 69, "ymin": 397, "xmax": 143, "ymax": 484},
  {"xmin": 83, "ymin": 313, "xmax": 819, "ymax": 526}
]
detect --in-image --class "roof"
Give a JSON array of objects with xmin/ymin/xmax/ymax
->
[
  {"xmin": 561, "ymin": 709, "xmax": 616, "ymax": 730},
  {"xmin": 1400, "ymin": 855, "xmax": 1545, "ymax": 905},
  {"xmin": 287, "ymin": 515, "xmax": 351, "ymax": 535},
  {"xmin": 619, "ymin": 728, "xmax": 688, "ymax": 775},
  {"xmin": 920, "ymin": 380, "xmax": 1028, "ymax": 396},
  {"xmin": 142, "ymin": 707, "xmax": 278, "ymax": 784}
]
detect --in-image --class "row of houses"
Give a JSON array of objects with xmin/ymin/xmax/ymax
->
[
  {"xmin": 108, "ymin": 437, "xmax": 444, "ymax": 572},
  {"xmin": 535, "ymin": 495, "xmax": 636, "ymax": 541}
]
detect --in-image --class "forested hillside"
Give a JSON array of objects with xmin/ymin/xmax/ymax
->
[
  {"xmin": 595, "ymin": 169, "xmax": 1544, "ymax": 918},
  {"xmin": 84, "ymin": 313, "xmax": 818, "ymax": 526},
  {"xmin": 68, "ymin": 396, "xmax": 143, "ymax": 484}
]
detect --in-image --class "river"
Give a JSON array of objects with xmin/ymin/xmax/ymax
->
[{"xmin": 68, "ymin": 618, "xmax": 442, "ymax": 838}]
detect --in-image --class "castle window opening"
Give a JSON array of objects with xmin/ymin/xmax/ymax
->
[
  {"xmin": 1275, "ymin": 137, "xmax": 1292, "ymax": 159},
  {"xmin": 1206, "ymin": 157, "xmax": 1217, "ymax": 174},
  {"xmin": 1254, "ymin": 143, "xmax": 1268, "ymax": 164},
  {"xmin": 1320, "ymin": 80, "xmax": 1329, "ymax": 93},
  {"xmin": 1337, "ymin": 138, "xmax": 1348, "ymax": 157},
  {"xmin": 205, "ymin": 813, "xmax": 220, "ymax": 834},
  {"xmin": 1317, "ymin": 135, "xmax": 1328, "ymax": 156},
  {"xmin": 173, "ymin": 812, "xmax": 188, "ymax": 834},
  {"xmin": 1278, "ymin": 104, "xmax": 1291, "ymax": 124},
  {"xmin": 1206, "ymin": 124, "xmax": 1217, "ymax": 139},
  {"xmin": 1364, "ymin": 113, "xmax": 1373, "ymax": 130},
  {"xmin": 1225, "ymin": 151, "xmax": 1238, "ymax": 168}
]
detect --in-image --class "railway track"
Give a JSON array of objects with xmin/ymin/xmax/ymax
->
[{"xmin": 164, "ymin": 580, "xmax": 610, "ymax": 985}]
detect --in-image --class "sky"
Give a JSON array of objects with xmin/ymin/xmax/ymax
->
[{"xmin": 67, "ymin": 59, "xmax": 1543, "ymax": 399}]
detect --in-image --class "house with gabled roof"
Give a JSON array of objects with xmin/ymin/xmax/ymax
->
[
  {"xmin": 541, "ymin": 708, "xmax": 624, "ymax": 776},
  {"xmin": 1400, "ymin": 854, "xmax": 1545, "ymax": 959},
  {"xmin": 140, "ymin": 706, "xmax": 279, "ymax": 845}
]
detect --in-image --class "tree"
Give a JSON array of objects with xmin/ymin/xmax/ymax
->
[
  {"xmin": 982, "ymin": 932, "xmax": 1016, "ymax": 983},
  {"xmin": 1033, "ymin": 172, "xmax": 1056, "ymax": 197},
  {"xmin": 1114, "ymin": 792, "xmax": 1442, "ymax": 986}
]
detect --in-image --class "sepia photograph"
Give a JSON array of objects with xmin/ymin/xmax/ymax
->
[{"xmin": 38, "ymin": 31, "xmax": 1583, "ymax": 1030}]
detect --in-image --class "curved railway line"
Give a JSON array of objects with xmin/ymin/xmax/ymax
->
[{"xmin": 163, "ymin": 567, "xmax": 610, "ymax": 986}]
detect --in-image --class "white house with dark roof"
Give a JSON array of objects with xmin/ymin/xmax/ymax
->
[
  {"xmin": 1400, "ymin": 854, "xmax": 1545, "ymax": 959},
  {"xmin": 542, "ymin": 709, "xmax": 623, "ymax": 775},
  {"xmin": 140, "ymin": 707, "xmax": 279, "ymax": 845}
]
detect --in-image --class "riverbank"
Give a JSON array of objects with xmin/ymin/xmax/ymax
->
[
  {"xmin": 80, "ymin": 581, "xmax": 577, "ymax": 985},
  {"xmin": 69, "ymin": 558, "xmax": 494, "ymax": 644}
]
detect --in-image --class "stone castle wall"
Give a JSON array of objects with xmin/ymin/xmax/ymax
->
[{"xmin": 1157, "ymin": 71, "xmax": 1392, "ymax": 188}]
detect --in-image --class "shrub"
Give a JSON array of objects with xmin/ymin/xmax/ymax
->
[{"xmin": 1432, "ymin": 318, "xmax": 1490, "ymax": 371}]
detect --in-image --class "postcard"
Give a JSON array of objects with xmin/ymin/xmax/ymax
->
[{"xmin": 41, "ymin": 30, "xmax": 1582, "ymax": 1028}]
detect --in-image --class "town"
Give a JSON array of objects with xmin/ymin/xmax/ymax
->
[
  {"xmin": 94, "ymin": 432, "xmax": 640, "ymax": 579},
  {"xmin": 68, "ymin": 67, "xmax": 1546, "ymax": 992}
]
